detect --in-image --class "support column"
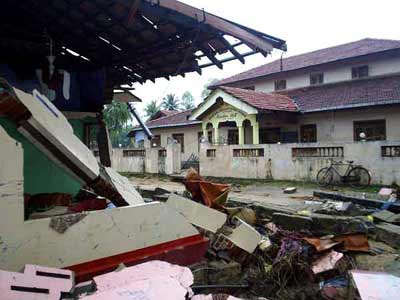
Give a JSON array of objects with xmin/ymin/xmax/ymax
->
[
  {"xmin": 238, "ymin": 126, "xmax": 244, "ymax": 145},
  {"xmin": 252, "ymin": 123, "xmax": 260, "ymax": 145},
  {"xmin": 203, "ymin": 128, "xmax": 208, "ymax": 142},
  {"xmin": 214, "ymin": 127, "xmax": 219, "ymax": 144}
]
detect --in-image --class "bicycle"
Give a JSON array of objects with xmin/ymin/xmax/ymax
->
[{"xmin": 316, "ymin": 159, "xmax": 371, "ymax": 188}]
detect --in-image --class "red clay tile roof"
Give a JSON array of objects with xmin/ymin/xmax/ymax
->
[
  {"xmin": 219, "ymin": 86, "xmax": 298, "ymax": 112},
  {"xmin": 213, "ymin": 38, "xmax": 400, "ymax": 87},
  {"xmin": 281, "ymin": 75, "xmax": 400, "ymax": 112},
  {"xmin": 145, "ymin": 109, "xmax": 201, "ymax": 128}
]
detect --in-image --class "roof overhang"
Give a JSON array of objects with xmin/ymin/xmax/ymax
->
[
  {"xmin": 0, "ymin": 0, "xmax": 286, "ymax": 91},
  {"xmin": 189, "ymin": 88, "xmax": 258, "ymax": 120},
  {"xmin": 113, "ymin": 89, "xmax": 142, "ymax": 103}
]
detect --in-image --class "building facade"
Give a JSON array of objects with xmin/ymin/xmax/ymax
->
[{"xmin": 130, "ymin": 38, "xmax": 400, "ymax": 164}]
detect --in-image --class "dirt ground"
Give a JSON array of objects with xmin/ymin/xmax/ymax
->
[{"xmin": 128, "ymin": 174, "xmax": 314, "ymax": 208}]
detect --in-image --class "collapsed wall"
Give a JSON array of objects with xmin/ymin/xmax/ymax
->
[
  {"xmin": 0, "ymin": 78, "xmax": 142, "ymax": 206},
  {"xmin": 0, "ymin": 79, "xmax": 205, "ymax": 279}
]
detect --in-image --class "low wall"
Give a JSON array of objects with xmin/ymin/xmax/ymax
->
[
  {"xmin": 200, "ymin": 141, "xmax": 400, "ymax": 185},
  {"xmin": 112, "ymin": 149, "xmax": 145, "ymax": 173},
  {"xmin": 110, "ymin": 143, "xmax": 181, "ymax": 175}
]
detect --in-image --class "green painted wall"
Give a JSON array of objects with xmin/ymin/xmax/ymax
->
[{"xmin": 0, "ymin": 117, "xmax": 93, "ymax": 196}]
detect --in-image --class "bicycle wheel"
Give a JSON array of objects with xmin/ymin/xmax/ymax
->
[
  {"xmin": 348, "ymin": 167, "xmax": 371, "ymax": 188},
  {"xmin": 317, "ymin": 167, "xmax": 333, "ymax": 187}
]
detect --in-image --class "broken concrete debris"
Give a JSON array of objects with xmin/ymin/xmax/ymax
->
[
  {"xmin": 0, "ymin": 81, "xmax": 144, "ymax": 207},
  {"xmin": 0, "ymin": 261, "xmax": 243, "ymax": 300},
  {"xmin": 167, "ymin": 194, "xmax": 261, "ymax": 253},
  {"xmin": 167, "ymin": 194, "xmax": 227, "ymax": 233}
]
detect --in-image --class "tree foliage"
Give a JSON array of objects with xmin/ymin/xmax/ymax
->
[
  {"xmin": 144, "ymin": 100, "xmax": 160, "ymax": 117},
  {"xmin": 201, "ymin": 78, "xmax": 219, "ymax": 100},
  {"xmin": 161, "ymin": 93, "xmax": 180, "ymax": 111},
  {"xmin": 181, "ymin": 91, "xmax": 195, "ymax": 110},
  {"xmin": 103, "ymin": 100, "xmax": 133, "ymax": 147}
]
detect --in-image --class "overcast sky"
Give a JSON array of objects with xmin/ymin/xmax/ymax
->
[{"xmin": 131, "ymin": 0, "xmax": 400, "ymax": 120}]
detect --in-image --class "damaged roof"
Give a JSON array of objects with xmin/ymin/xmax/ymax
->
[
  {"xmin": 0, "ymin": 0, "xmax": 286, "ymax": 88},
  {"xmin": 212, "ymin": 38, "xmax": 400, "ymax": 87}
]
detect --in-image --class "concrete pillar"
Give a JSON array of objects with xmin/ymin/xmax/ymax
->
[
  {"xmin": 214, "ymin": 127, "xmax": 219, "ymax": 144},
  {"xmin": 238, "ymin": 126, "xmax": 244, "ymax": 145},
  {"xmin": 165, "ymin": 143, "xmax": 181, "ymax": 175},
  {"xmin": 203, "ymin": 128, "xmax": 208, "ymax": 142},
  {"xmin": 252, "ymin": 122, "xmax": 260, "ymax": 145},
  {"xmin": 145, "ymin": 148, "xmax": 159, "ymax": 174}
]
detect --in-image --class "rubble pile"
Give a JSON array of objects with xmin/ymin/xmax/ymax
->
[
  {"xmin": 177, "ymin": 170, "xmax": 400, "ymax": 300},
  {"xmin": 1, "ymin": 168, "xmax": 399, "ymax": 299}
]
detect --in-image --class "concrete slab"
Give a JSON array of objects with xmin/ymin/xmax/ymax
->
[
  {"xmin": 223, "ymin": 217, "xmax": 262, "ymax": 253},
  {"xmin": 167, "ymin": 194, "xmax": 227, "ymax": 233},
  {"xmin": 376, "ymin": 223, "xmax": 400, "ymax": 249}
]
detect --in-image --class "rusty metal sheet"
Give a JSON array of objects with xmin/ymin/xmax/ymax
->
[
  {"xmin": 333, "ymin": 234, "xmax": 370, "ymax": 252},
  {"xmin": 304, "ymin": 237, "xmax": 340, "ymax": 252}
]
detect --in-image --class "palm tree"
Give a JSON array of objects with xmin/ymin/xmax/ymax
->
[
  {"xmin": 161, "ymin": 93, "xmax": 180, "ymax": 111},
  {"xmin": 144, "ymin": 100, "xmax": 160, "ymax": 118},
  {"xmin": 181, "ymin": 91, "xmax": 195, "ymax": 110}
]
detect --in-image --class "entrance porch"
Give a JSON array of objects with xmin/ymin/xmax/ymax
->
[{"xmin": 191, "ymin": 87, "xmax": 299, "ymax": 146}]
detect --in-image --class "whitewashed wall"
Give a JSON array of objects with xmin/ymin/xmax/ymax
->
[
  {"xmin": 200, "ymin": 141, "xmax": 400, "ymax": 185},
  {"xmin": 236, "ymin": 56, "xmax": 400, "ymax": 93}
]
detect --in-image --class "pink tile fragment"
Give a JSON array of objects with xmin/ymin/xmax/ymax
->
[
  {"xmin": 311, "ymin": 250, "xmax": 343, "ymax": 274},
  {"xmin": 80, "ymin": 261, "xmax": 194, "ymax": 300},
  {"xmin": 0, "ymin": 264, "xmax": 73, "ymax": 300},
  {"xmin": 93, "ymin": 260, "xmax": 193, "ymax": 293},
  {"xmin": 81, "ymin": 277, "xmax": 188, "ymax": 300}
]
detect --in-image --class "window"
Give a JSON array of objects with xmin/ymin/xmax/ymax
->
[
  {"xmin": 354, "ymin": 120, "xmax": 386, "ymax": 141},
  {"xmin": 233, "ymin": 148, "xmax": 264, "ymax": 157},
  {"xmin": 274, "ymin": 79, "xmax": 287, "ymax": 91},
  {"xmin": 310, "ymin": 73, "xmax": 324, "ymax": 85},
  {"xmin": 151, "ymin": 135, "xmax": 161, "ymax": 147},
  {"xmin": 207, "ymin": 149, "xmax": 216, "ymax": 157},
  {"xmin": 300, "ymin": 124, "xmax": 317, "ymax": 143},
  {"xmin": 172, "ymin": 133, "xmax": 185, "ymax": 153},
  {"xmin": 352, "ymin": 65, "xmax": 369, "ymax": 79},
  {"xmin": 260, "ymin": 128, "xmax": 281, "ymax": 144},
  {"xmin": 228, "ymin": 129, "xmax": 239, "ymax": 145},
  {"xmin": 243, "ymin": 86, "xmax": 255, "ymax": 91}
]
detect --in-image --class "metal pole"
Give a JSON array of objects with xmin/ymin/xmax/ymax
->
[{"xmin": 127, "ymin": 102, "xmax": 153, "ymax": 140}]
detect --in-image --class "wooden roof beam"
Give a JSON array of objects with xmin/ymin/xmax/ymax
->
[
  {"xmin": 143, "ymin": 0, "xmax": 276, "ymax": 53},
  {"xmin": 220, "ymin": 36, "xmax": 245, "ymax": 64},
  {"xmin": 198, "ymin": 45, "xmax": 223, "ymax": 69}
]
